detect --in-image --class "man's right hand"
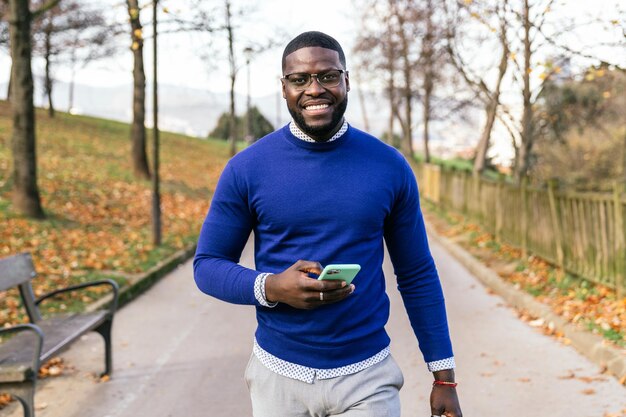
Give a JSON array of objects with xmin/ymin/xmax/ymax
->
[{"xmin": 265, "ymin": 260, "xmax": 355, "ymax": 309}]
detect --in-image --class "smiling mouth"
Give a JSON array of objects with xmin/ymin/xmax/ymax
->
[{"xmin": 304, "ymin": 104, "xmax": 330, "ymax": 111}]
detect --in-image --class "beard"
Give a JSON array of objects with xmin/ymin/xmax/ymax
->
[{"xmin": 288, "ymin": 95, "xmax": 348, "ymax": 142}]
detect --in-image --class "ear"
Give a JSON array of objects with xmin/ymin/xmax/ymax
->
[
  {"xmin": 345, "ymin": 71, "xmax": 350, "ymax": 92},
  {"xmin": 281, "ymin": 79, "xmax": 287, "ymax": 99}
]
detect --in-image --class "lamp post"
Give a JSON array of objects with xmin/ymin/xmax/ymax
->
[
  {"xmin": 244, "ymin": 46, "xmax": 253, "ymax": 143},
  {"xmin": 152, "ymin": 0, "xmax": 161, "ymax": 246}
]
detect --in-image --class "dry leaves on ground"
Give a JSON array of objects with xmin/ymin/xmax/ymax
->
[
  {"xmin": 423, "ymin": 208, "xmax": 626, "ymax": 350},
  {"xmin": 0, "ymin": 104, "xmax": 230, "ymax": 328}
]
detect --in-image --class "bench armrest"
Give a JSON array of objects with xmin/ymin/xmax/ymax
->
[
  {"xmin": 35, "ymin": 279, "xmax": 119, "ymax": 314},
  {"xmin": 0, "ymin": 323, "xmax": 44, "ymax": 373}
]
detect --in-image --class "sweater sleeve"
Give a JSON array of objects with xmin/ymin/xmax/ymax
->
[
  {"xmin": 193, "ymin": 162, "xmax": 261, "ymax": 305},
  {"xmin": 383, "ymin": 160, "xmax": 454, "ymax": 363}
]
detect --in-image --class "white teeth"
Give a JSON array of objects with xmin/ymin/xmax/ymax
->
[{"xmin": 305, "ymin": 104, "xmax": 329, "ymax": 110}]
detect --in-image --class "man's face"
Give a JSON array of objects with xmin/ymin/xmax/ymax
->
[{"xmin": 282, "ymin": 47, "xmax": 350, "ymax": 142}]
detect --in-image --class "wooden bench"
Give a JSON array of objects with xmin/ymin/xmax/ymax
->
[{"xmin": 0, "ymin": 253, "xmax": 119, "ymax": 417}]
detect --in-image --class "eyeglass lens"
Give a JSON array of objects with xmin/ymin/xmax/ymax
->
[{"xmin": 285, "ymin": 70, "xmax": 343, "ymax": 90}]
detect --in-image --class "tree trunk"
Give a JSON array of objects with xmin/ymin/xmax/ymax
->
[
  {"xmin": 6, "ymin": 70, "xmax": 12, "ymax": 101},
  {"xmin": 226, "ymin": 0, "xmax": 237, "ymax": 157},
  {"xmin": 9, "ymin": 0, "xmax": 45, "ymax": 218},
  {"xmin": 623, "ymin": 129, "xmax": 626, "ymax": 191},
  {"xmin": 474, "ymin": 99, "xmax": 498, "ymax": 174},
  {"xmin": 354, "ymin": 72, "xmax": 370, "ymax": 132},
  {"xmin": 68, "ymin": 67, "xmax": 75, "ymax": 112},
  {"xmin": 421, "ymin": 0, "xmax": 436, "ymax": 163},
  {"xmin": 385, "ymin": 9, "xmax": 399, "ymax": 148},
  {"xmin": 398, "ymin": 16, "xmax": 414, "ymax": 158},
  {"xmin": 387, "ymin": 68, "xmax": 396, "ymax": 146},
  {"xmin": 127, "ymin": 0, "xmax": 150, "ymax": 180},
  {"xmin": 474, "ymin": 7, "xmax": 509, "ymax": 174},
  {"xmin": 516, "ymin": 0, "xmax": 533, "ymax": 182},
  {"xmin": 67, "ymin": 37, "xmax": 77, "ymax": 112},
  {"xmin": 423, "ymin": 85, "xmax": 431, "ymax": 162},
  {"xmin": 44, "ymin": 17, "xmax": 54, "ymax": 118}
]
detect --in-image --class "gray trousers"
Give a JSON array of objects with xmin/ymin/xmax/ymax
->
[{"xmin": 244, "ymin": 354, "xmax": 404, "ymax": 417}]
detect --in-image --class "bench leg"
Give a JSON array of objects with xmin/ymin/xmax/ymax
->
[
  {"xmin": 3, "ymin": 381, "xmax": 36, "ymax": 417},
  {"xmin": 94, "ymin": 317, "xmax": 113, "ymax": 377}
]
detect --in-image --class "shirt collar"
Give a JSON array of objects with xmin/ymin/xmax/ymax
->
[{"xmin": 289, "ymin": 120, "xmax": 348, "ymax": 143}]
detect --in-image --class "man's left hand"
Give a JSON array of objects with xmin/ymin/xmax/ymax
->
[{"xmin": 430, "ymin": 386, "xmax": 462, "ymax": 417}]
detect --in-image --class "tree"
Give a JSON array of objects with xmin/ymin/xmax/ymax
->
[
  {"xmin": 444, "ymin": 0, "xmax": 511, "ymax": 175},
  {"xmin": 509, "ymin": 0, "xmax": 625, "ymax": 181},
  {"xmin": 355, "ymin": 1, "xmax": 462, "ymax": 160},
  {"xmin": 443, "ymin": 0, "xmax": 624, "ymax": 180},
  {"xmin": 532, "ymin": 65, "xmax": 626, "ymax": 189},
  {"xmin": 209, "ymin": 106, "xmax": 273, "ymax": 142},
  {"xmin": 353, "ymin": 1, "xmax": 400, "ymax": 147},
  {"xmin": 354, "ymin": 0, "xmax": 418, "ymax": 157},
  {"xmin": 126, "ymin": 0, "xmax": 151, "ymax": 180},
  {"xmin": 225, "ymin": 0, "xmax": 236, "ymax": 157},
  {"xmin": 7, "ymin": 0, "xmax": 61, "ymax": 219},
  {"xmin": 31, "ymin": 0, "xmax": 111, "ymax": 118},
  {"xmin": 1, "ymin": 2, "xmax": 12, "ymax": 99},
  {"xmin": 246, "ymin": 106, "xmax": 274, "ymax": 141}
]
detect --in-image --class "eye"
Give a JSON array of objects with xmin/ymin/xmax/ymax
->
[
  {"xmin": 320, "ymin": 71, "xmax": 339, "ymax": 82},
  {"xmin": 287, "ymin": 74, "xmax": 309, "ymax": 86}
]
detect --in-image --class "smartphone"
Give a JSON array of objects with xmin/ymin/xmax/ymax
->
[{"xmin": 317, "ymin": 264, "xmax": 361, "ymax": 285}]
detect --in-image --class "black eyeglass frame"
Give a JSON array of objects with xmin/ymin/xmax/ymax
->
[{"xmin": 282, "ymin": 69, "xmax": 348, "ymax": 90}]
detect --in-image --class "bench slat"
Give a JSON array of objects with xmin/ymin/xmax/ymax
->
[{"xmin": 0, "ymin": 311, "xmax": 108, "ymax": 382}]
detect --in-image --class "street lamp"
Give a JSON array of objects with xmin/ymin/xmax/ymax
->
[{"xmin": 243, "ymin": 46, "xmax": 254, "ymax": 143}]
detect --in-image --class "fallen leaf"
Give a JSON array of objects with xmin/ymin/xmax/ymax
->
[
  {"xmin": 48, "ymin": 366, "xmax": 62, "ymax": 376},
  {"xmin": 529, "ymin": 318, "xmax": 545, "ymax": 327},
  {"xmin": 581, "ymin": 388, "xmax": 596, "ymax": 395}
]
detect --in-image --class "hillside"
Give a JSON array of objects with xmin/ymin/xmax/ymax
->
[{"xmin": 0, "ymin": 101, "xmax": 230, "ymax": 323}]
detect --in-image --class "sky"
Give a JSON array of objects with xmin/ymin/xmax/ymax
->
[
  {"xmin": 1, "ymin": 0, "xmax": 624, "ymax": 98},
  {"xmin": 0, "ymin": 0, "xmax": 624, "ymax": 164},
  {"xmin": 49, "ymin": 0, "xmax": 359, "ymax": 98}
]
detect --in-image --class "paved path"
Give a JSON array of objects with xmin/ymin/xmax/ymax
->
[{"xmin": 2, "ymin": 238, "xmax": 625, "ymax": 417}]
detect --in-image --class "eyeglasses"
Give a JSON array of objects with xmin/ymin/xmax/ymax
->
[{"xmin": 282, "ymin": 69, "xmax": 346, "ymax": 90}]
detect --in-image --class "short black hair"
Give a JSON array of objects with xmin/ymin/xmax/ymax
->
[{"xmin": 282, "ymin": 31, "xmax": 346, "ymax": 73}]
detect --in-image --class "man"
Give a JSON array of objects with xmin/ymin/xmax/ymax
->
[{"xmin": 194, "ymin": 31, "xmax": 462, "ymax": 417}]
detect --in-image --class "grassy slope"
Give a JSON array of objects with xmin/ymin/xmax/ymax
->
[{"xmin": 0, "ymin": 101, "xmax": 230, "ymax": 323}]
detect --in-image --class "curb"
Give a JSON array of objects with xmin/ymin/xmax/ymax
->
[
  {"xmin": 426, "ymin": 223, "xmax": 626, "ymax": 382},
  {"xmin": 86, "ymin": 244, "xmax": 197, "ymax": 313}
]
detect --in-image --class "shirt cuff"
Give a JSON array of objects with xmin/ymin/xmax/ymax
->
[
  {"xmin": 254, "ymin": 273, "xmax": 278, "ymax": 308},
  {"xmin": 427, "ymin": 357, "xmax": 456, "ymax": 372}
]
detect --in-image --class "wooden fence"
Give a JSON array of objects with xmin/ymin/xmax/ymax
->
[{"xmin": 416, "ymin": 164, "xmax": 626, "ymax": 295}]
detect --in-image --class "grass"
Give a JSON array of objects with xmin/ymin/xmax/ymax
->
[{"xmin": 0, "ymin": 100, "xmax": 231, "ymax": 325}]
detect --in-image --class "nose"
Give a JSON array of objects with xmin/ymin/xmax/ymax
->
[{"xmin": 304, "ymin": 76, "xmax": 326, "ymax": 95}]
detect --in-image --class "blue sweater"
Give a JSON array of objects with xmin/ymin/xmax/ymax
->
[{"xmin": 194, "ymin": 125, "xmax": 453, "ymax": 369}]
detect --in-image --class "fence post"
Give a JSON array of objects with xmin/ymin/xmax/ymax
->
[
  {"xmin": 548, "ymin": 180, "xmax": 565, "ymax": 273},
  {"xmin": 495, "ymin": 176, "xmax": 504, "ymax": 243},
  {"xmin": 472, "ymin": 172, "xmax": 481, "ymax": 222},
  {"xmin": 614, "ymin": 183, "xmax": 625, "ymax": 297},
  {"xmin": 462, "ymin": 171, "xmax": 469, "ymax": 215},
  {"xmin": 521, "ymin": 177, "xmax": 528, "ymax": 258}
]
